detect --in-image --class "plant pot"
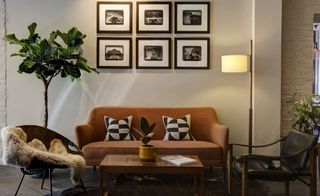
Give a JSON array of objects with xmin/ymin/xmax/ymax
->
[{"xmin": 139, "ymin": 145, "xmax": 157, "ymax": 161}]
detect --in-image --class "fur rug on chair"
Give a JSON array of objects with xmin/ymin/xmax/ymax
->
[{"xmin": 1, "ymin": 126, "xmax": 85, "ymax": 184}]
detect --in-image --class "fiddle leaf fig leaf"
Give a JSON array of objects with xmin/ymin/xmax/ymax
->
[
  {"xmin": 60, "ymin": 69, "xmax": 67, "ymax": 78},
  {"xmin": 18, "ymin": 59, "xmax": 37, "ymax": 74},
  {"xmin": 64, "ymin": 63, "xmax": 81, "ymax": 78},
  {"xmin": 39, "ymin": 39, "xmax": 52, "ymax": 57},
  {"xmin": 10, "ymin": 52, "xmax": 29, "ymax": 58},
  {"xmin": 27, "ymin": 22, "xmax": 37, "ymax": 40},
  {"xmin": 56, "ymin": 30, "xmax": 68, "ymax": 45},
  {"xmin": 5, "ymin": 34, "xmax": 22, "ymax": 45},
  {"xmin": 67, "ymin": 27, "xmax": 86, "ymax": 47},
  {"xmin": 49, "ymin": 31, "xmax": 58, "ymax": 42}
]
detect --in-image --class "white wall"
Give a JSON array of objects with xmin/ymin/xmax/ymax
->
[
  {"xmin": 253, "ymin": 0, "xmax": 282, "ymax": 154},
  {"xmin": 0, "ymin": 0, "xmax": 6, "ymax": 164},
  {"xmin": 0, "ymin": 0, "xmax": 6, "ymax": 129},
  {"xmin": 5, "ymin": 0, "xmax": 281, "ymax": 154}
]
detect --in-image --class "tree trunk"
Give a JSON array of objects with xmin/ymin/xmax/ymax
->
[{"xmin": 43, "ymin": 80, "xmax": 49, "ymax": 128}]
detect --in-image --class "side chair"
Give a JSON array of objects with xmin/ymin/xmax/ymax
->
[
  {"xmin": 228, "ymin": 129, "xmax": 318, "ymax": 196},
  {"xmin": 14, "ymin": 125, "xmax": 86, "ymax": 196}
]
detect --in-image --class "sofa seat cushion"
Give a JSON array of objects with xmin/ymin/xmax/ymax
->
[{"xmin": 82, "ymin": 140, "xmax": 222, "ymax": 163}]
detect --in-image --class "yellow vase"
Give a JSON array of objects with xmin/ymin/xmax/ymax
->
[{"xmin": 139, "ymin": 145, "xmax": 157, "ymax": 161}]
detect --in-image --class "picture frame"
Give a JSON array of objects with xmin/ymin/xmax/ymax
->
[
  {"xmin": 136, "ymin": 38, "xmax": 171, "ymax": 69},
  {"xmin": 136, "ymin": 2, "xmax": 172, "ymax": 34},
  {"xmin": 175, "ymin": 2, "xmax": 210, "ymax": 34},
  {"xmin": 97, "ymin": 2, "xmax": 132, "ymax": 33},
  {"xmin": 97, "ymin": 37, "xmax": 132, "ymax": 69},
  {"xmin": 174, "ymin": 38, "xmax": 210, "ymax": 69}
]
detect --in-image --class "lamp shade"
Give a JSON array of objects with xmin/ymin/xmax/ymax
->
[{"xmin": 221, "ymin": 55, "xmax": 249, "ymax": 73}]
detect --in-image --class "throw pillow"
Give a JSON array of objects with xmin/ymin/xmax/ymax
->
[
  {"xmin": 104, "ymin": 115, "xmax": 134, "ymax": 141},
  {"xmin": 162, "ymin": 114, "xmax": 194, "ymax": 141}
]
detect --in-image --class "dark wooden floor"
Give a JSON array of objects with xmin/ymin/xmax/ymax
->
[{"xmin": 0, "ymin": 165, "xmax": 318, "ymax": 196}]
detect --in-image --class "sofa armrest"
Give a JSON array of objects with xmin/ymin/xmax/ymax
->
[
  {"xmin": 75, "ymin": 124, "xmax": 99, "ymax": 149},
  {"xmin": 208, "ymin": 123, "xmax": 229, "ymax": 166}
]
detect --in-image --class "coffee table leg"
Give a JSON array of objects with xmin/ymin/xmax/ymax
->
[
  {"xmin": 105, "ymin": 173, "xmax": 109, "ymax": 194},
  {"xmin": 194, "ymin": 174, "xmax": 198, "ymax": 194},
  {"xmin": 99, "ymin": 167, "xmax": 103, "ymax": 196},
  {"xmin": 199, "ymin": 171, "xmax": 204, "ymax": 196}
]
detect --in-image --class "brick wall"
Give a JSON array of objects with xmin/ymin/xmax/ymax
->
[
  {"xmin": 0, "ymin": 0, "xmax": 5, "ymax": 130},
  {"xmin": 281, "ymin": 0, "xmax": 318, "ymax": 135}
]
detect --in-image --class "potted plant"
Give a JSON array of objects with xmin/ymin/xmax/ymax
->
[
  {"xmin": 291, "ymin": 94, "xmax": 320, "ymax": 134},
  {"xmin": 5, "ymin": 22, "xmax": 97, "ymax": 128},
  {"xmin": 133, "ymin": 117, "xmax": 156, "ymax": 161}
]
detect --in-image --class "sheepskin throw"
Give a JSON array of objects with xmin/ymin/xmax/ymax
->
[{"xmin": 1, "ymin": 126, "xmax": 85, "ymax": 184}]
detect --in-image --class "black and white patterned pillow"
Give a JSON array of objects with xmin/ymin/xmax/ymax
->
[
  {"xmin": 104, "ymin": 116, "xmax": 134, "ymax": 141},
  {"xmin": 162, "ymin": 114, "xmax": 194, "ymax": 141}
]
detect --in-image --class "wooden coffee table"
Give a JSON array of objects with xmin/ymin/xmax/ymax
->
[{"xmin": 99, "ymin": 154, "xmax": 204, "ymax": 196}]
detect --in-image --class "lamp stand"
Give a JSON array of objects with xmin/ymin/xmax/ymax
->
[{"xmin": 248, "ymin": 40, "xmax": 253, "ymax": 154}]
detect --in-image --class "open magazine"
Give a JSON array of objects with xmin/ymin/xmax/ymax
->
[{"xmin": 161, "ymin": 155, "xmax": 197, "ymax": 166}]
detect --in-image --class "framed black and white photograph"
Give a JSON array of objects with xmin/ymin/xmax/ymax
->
[
  {"xmin": 105, "ymin": 45, "xmax": 124, "ymax": 60},
  {"xmin": 175, "ymin": 2, "xmax": 210, "ymax": 34},
  {"xmin": 144, "ymin": 46, "xmax": 163, "ymax": 61},
  {"xmin": 175, "ymin": 38, "xmax": 210, "ymax": 69},
  {"xmin": 136, "ymin": 38, "xmax": 171, "ymax": 69},
  {"xmin": 137, "ymin": 2, "xmax": 172, "ymax": 33},
  {"xmin": 97, "ymin": 2, "xmax": 132, "ymax": 33},
  {"xmin": 97, "ymin": 37, "xmax": 132, "ymax": 69}
]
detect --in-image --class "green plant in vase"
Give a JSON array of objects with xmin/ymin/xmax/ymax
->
[
  {"xmin": 290, "ymin": 94, "xmax": 320, "ymax": 134},
  {"xmin": 5, "ymin": 22, "xmax": 97, "ymax": 128},
  {"xmin": 133, "ymin": 117, "xmax": 156, "ymax": 161}
]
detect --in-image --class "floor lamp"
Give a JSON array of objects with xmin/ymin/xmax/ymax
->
[{"xmin": 221, "ymin": 41, "xmax": 253, "ymax": 153}]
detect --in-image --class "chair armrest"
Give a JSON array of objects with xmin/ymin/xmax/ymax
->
[
  {"xmin": 229, "ymin": 136, "xmax": 286, "ymax": 149},
  {"xmin": 75, "ymin": 124, "xmax": 99, "ymax": 149},
  {"xmin": 208, "ymin": 123, "xmax": 229, "ymax": 166},
  {"xmin": 239, "ymin": 146, "xmax": 316, "ymax": 162}
]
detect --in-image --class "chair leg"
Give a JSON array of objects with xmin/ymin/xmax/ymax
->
[
  {"xmin": 310, "ymin": 147, "xmax": 317, "ymax": 196},
  {"xmin": 285, "ymin": 181, "xmax": 289, "ymax": 195},
  {"xmin": 14, "ymin": 173, "xmax": 25, "ymax": 196},
  {"xmin": 49, "ymin": 168, "xmax": 53, "ymax": 196},
  {"xmin": 222, "ymin": 166, "xmax": 227, "ymax": 183},
  {"xmin": 80, "ymin": 178, "xmax": 86, "ymax": 192},
  {"xmin": 41, "ymin": 169, "xmax": 47, "ymax": 189},
  {"xmin": 228, "ymin": 146, "xmax": 233, "ymax": 194},
  {"xmin": 242, "ymin": 158, "xmax": 248, "ymax": 196}
]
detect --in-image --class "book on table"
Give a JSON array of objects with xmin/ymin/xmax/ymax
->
[{"xmin": 161, "ymin": 155, "xmax": 197, "ymax": 166}]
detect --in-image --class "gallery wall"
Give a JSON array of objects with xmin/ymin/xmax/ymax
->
[{"xmin": 4, "ymin": 0, "xmax": 281, "ymax": 154}]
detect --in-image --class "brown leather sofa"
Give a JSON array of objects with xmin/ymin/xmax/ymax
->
[{"xmin": 75, "ymin": 107, "xmax": 229, "ymax": 167}]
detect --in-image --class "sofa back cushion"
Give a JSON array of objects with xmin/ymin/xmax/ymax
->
[{"xmin": 88, "ymin": 107, "xmax": 218, "ymax": 141}]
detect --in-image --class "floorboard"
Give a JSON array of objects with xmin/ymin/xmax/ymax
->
[{"xmin": 0, "ymin": 165, "xmax": 318, "ymax": 196}]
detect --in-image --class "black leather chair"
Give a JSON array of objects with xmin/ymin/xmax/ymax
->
[
  {"xmin": 14, "ymin": 125, "xmax": 86, "ymax": 196},
  {"xmin": 228, "ymin": 130, "xmax": 319, "ymax": 196}
]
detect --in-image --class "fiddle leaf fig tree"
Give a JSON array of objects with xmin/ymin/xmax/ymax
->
[{"xmin": 5, "ymin": 22, "xmax": 97, "ymax": 128}]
